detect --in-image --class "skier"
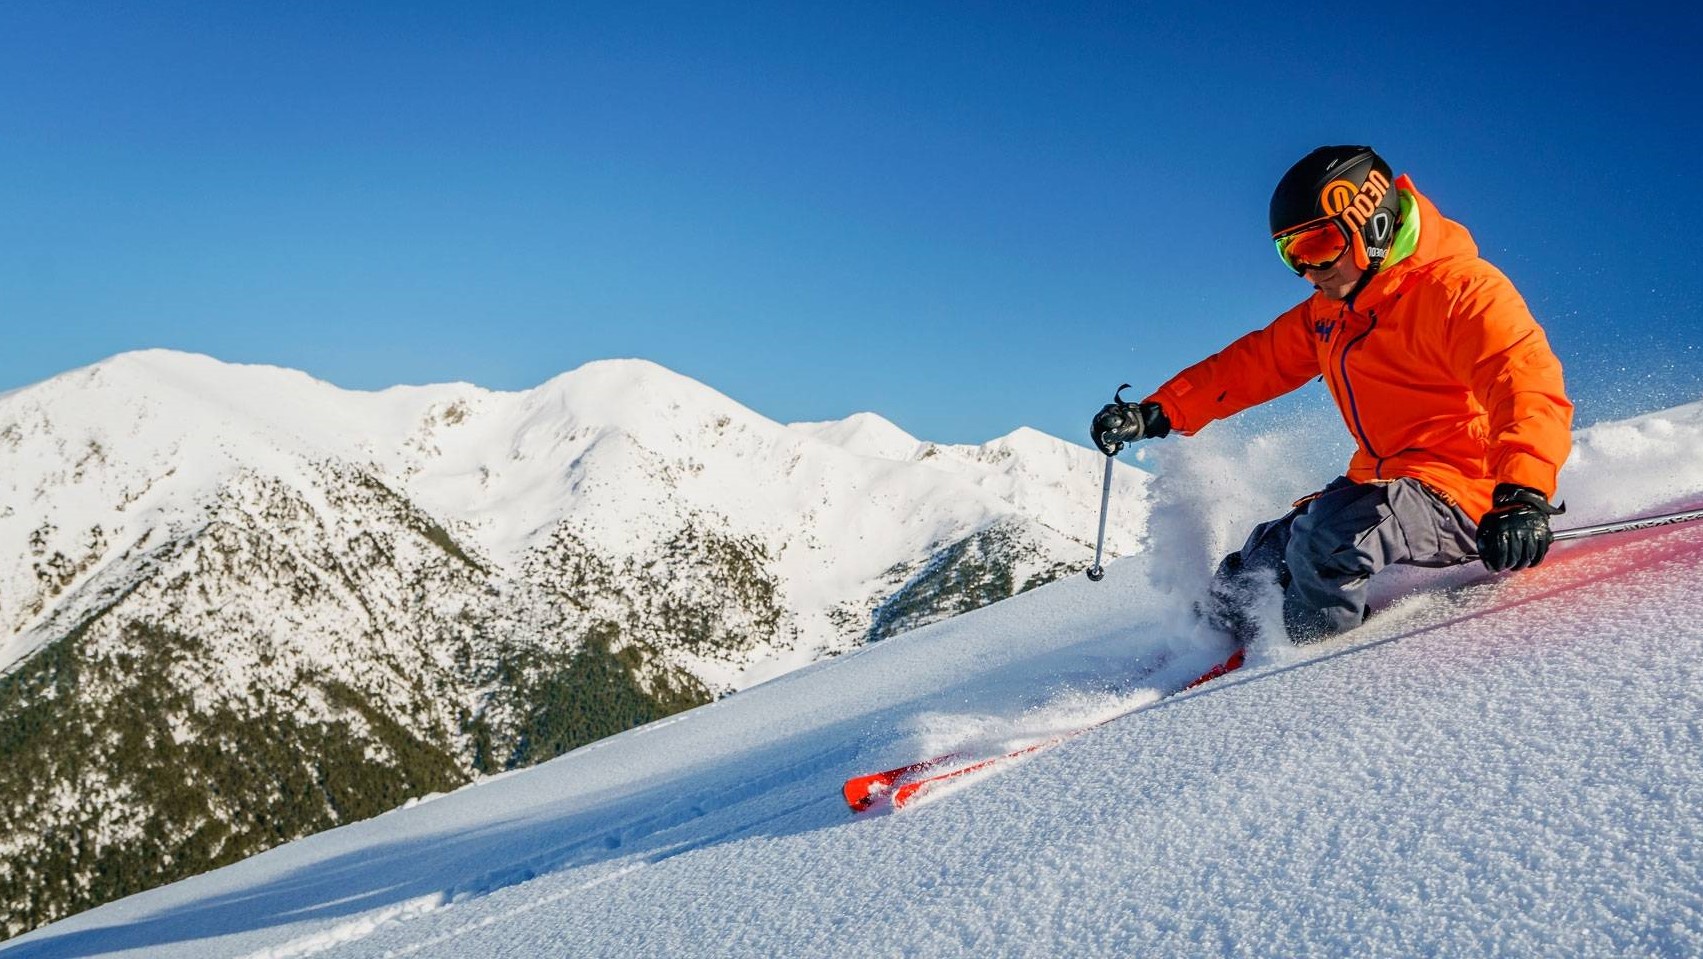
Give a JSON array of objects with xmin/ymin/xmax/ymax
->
[{"xmin": 1091, "ymin": 145, "xmax": 1573, "ymax": 644}]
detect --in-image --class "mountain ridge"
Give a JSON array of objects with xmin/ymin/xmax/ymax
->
[{"xmin": 2, "ymin": 349, "xmax": 1149, "ymax": 672}]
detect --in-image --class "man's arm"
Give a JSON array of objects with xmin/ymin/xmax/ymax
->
[
  {"xmin": 1143, "ymin": 302, "xmax": 1322, "ymax": 435},
  {"xmin": 1438, "ymin": 263, "xmax": 1574, "ymax": 573},
  {"xmin": 1440, "ymin": 266, "xmax": 1574, "ymax": 500}
]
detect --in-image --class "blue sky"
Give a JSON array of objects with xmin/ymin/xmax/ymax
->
[{"xmin": 3, "ymin": 2, "xmax": 1699, "ymax": 446}]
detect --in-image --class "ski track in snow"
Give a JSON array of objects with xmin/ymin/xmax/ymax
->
[{"xmin": 6, "ymin": 399, "xmax": 1703, "ymax": 957}]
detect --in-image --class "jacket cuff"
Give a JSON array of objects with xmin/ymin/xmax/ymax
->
[
  {"xmin": 1495, "ymin": 450, "xmax": 1561, "ymax": 502},
  {"xmin": 1143, "ymin": 377, "xmax": 1201, "ymax": 436}
]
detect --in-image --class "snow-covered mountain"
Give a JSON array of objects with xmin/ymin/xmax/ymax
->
[
  {"xmin": 6, "ymin": 396, "xmax": 1700, "ymax": 957},
  {"xmin": 0, "ymin": 350, "xmax": 1146, "ymax": 938},
  {"xmin": 1, "ymin": 350, "xmax": 1146, "ymax": 682}
]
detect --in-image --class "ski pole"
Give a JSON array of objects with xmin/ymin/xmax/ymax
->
[
  {"xmin": 1553, "ymin": 505, "xmax": 1703, "ymax": 544},
  {"xmin": 1086, "ymin": 452, "xmax": 1116, "ymax": 581},
  {"xmin": 1086, "ymin": 383, "xmax": 1136, "ymax": 582}
]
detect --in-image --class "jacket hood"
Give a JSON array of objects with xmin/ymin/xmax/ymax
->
[{"xmin": 1352, "ymin": 175, "xmax": 1479, "ymax": 309}]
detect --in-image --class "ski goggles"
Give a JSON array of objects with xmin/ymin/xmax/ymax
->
[{"xmin": 1274, "ymin": 219, "xmax": 1352, "ymax": 275}]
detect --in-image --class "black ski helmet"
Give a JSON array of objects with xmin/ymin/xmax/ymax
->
[{"xmin": 1270, "ymin": 145, "xmax": 1402, "ymax": 274}]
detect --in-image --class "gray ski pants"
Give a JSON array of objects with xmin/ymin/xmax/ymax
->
[{"xmin": 1209, "ymin": 476, "xmax": 1479, "ymax": 643}]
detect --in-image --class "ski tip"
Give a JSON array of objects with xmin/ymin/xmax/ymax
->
[
  {"xmin": 842, "ymin": 772, "xmax": 895, "ymax": 813},
  {"xmin": 843, "ymin": 754, "xmax": 960, "ymax": 814},
  {"xmin": 1183, "ymin": 648, "xmax": 1246, "ymax": 690}
]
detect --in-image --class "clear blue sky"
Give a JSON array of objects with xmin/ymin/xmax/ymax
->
[{"xmin": 3, "ymin": 2, "xmax": 1699, "ymax": 445}]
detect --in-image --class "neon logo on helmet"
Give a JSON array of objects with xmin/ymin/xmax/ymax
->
[{"xmin": 1319, "ymin": 169, "xmax": 1391, "ymax": 235}]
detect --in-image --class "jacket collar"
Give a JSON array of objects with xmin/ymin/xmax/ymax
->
[{"xmin": 1343, "ymin": 175, "xmax": 1479, "ymax": 312}]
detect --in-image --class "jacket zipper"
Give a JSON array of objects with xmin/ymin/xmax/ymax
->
[{"xmin": 1338, "ymin": 307, "xmax": 1383, "ymax": 474}]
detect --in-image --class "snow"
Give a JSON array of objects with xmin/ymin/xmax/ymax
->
[
  {"xmin": 788, "ymin": 411, "xmax": 922, "ymax": 461},
  {"xmin": 0, "ymin": 350, "xmax": 1145, "ymax": 685},
  {"xmin": 5, "ymin": 397, "xmax": 1703, "ymax": 957}
]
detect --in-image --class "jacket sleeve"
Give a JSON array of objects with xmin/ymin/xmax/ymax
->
[
  {"xmin": 1440, "ymin": 265, "xmax": 1574, "ymax": 506},
  {"xmin": 1143, "ymin": 301, "xmax": 1320, "ymax": 435}
]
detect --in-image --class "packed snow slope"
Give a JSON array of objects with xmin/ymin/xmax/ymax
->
[{"xmin": 7, "ymin": 399, "xmax": 1703, "ymax": 958}]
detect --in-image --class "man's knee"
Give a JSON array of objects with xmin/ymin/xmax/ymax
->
[{"xmin": 1280, "ymin": 508, "xmax": 1378, "ymax": 641}]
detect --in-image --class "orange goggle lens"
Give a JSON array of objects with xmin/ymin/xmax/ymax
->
[{"xmin": 1275, "ymin": 222, "xmax": 1351, "ymax": 275}]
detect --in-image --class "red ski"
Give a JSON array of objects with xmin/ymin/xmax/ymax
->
[
  {"xmin": 843, "ymin": 647, "xmax": 1246, "ymax": 813},
  {"xmin": 842, "ymin": 756, "xmax": 959, "ymax": 812}
]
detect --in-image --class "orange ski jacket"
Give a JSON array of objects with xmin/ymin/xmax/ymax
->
[{"xmin": 1144, "ymin": 176, "xmax": 1572, "ymax": 521}]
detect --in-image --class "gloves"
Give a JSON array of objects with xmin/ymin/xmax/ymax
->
[
  {"xmin": 1476, "ymin": 483, "xmax": 1565, "ymax": 572},
  {"xmin": 1090, "ymin": 401, "xmax": 1170, "ymax": 456}
]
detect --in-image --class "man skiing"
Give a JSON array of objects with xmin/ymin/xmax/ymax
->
[{"xmin": 1091, "ymin": 145, "xmax": 1573, "ymax": 644}]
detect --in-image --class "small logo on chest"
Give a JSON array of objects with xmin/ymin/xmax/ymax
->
[{"xmin": 1313, "ymin": 319, "xmax": 1337, "ymax": 342}]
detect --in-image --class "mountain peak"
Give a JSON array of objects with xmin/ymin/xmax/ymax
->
[
  {"xmin": 536, "ymin": 357, "xmax": 701, "ymax": 396},
  {"xmin": 528, "ymin": 358, "xmax": 759, "ymax": 425},
  {"xmin": 789, "ymin": 412, "xmax": 922, "ymax": 462},
  {"xmin": 89, "ymin": 349, "xmax": 331, "ymax": 392},
  {"xmin": 983, "ymin": 425, "xmax": 1073, "ymax": 454}
]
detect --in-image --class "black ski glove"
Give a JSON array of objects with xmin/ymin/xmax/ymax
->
[
  {"xmin": 1090, "ymin": 400, "xmax": 1170, "ymax": 456},
  {"xmin": 1476, "ymin": 483, "xmax": 1565, "ymax": 572}
]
